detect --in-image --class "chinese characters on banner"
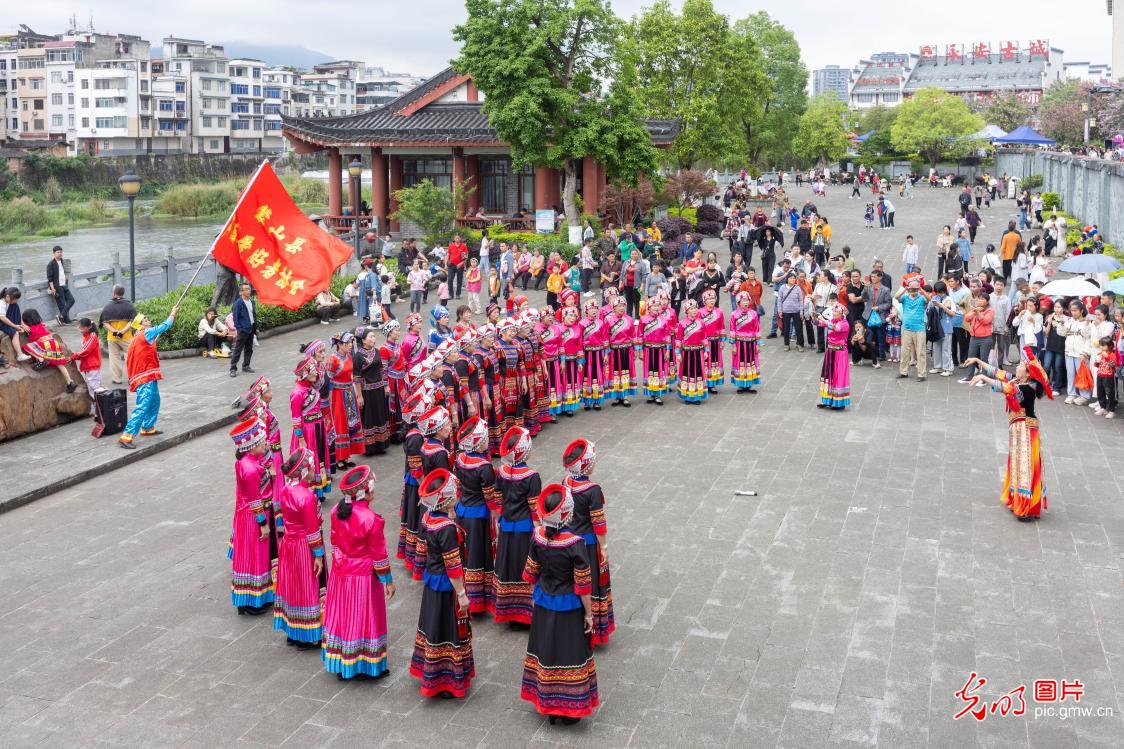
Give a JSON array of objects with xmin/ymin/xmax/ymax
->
[
  {"xmin": 211, "ymin": 162, "xmax": 355, "ymax": 309},
  {"xmin": 919, "ymin": 40, "xmax": 1050, "ymax": 63}
]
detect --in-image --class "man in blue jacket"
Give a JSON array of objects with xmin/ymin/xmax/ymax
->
[{"xmin": 229, "ymin": 282, "xmax": 258, "ymax": 377}]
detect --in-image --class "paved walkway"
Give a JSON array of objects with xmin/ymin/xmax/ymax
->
[{"xmin": 0, "ymin": 185, "xmax": 1120, "ymax": 748}]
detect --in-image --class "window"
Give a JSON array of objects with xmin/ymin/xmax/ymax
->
[
  {"xmin": 94, "ymin": 79, "xmax": 118, "ymax": 90},
  {"xmin": 67, "ymin": 114, "xmax": 74, "ymax": 127},
  {"xmin": 231, "ymin": 83, "xmax": 248, "ymax": 95},
  {"xmin": 231, "ymin": 102, "xmax": 248, "ymax": 114},
  {"xmin": 253, "ymin": 68, "xmax": 261, "ymax": 79},
  {"xmin": 95, "ymin": 97, "xmax": 115, "ymax": 108},
  {"xmin": 158, "ymin": 120, "xmax": 174, "ymax": 131},
  {"xmin": 855, "ymin": 93, "xmax": 873, "ymax": 103},
  {"xmin": 81, "ymin": 79, "xmax": 88, "ymax": 89},
  {"xmin": 81, "ymin": 117, "xmax": 89, "ymax": 128},
  {"xmin": 480, "ymin": 159, "xmax": 509, "ymax": 212},
  {"xmin": 18, "ymin": 58, "xmax": 45, "ymax": 69},
  {"xmin": 140, "ymin": 116, "xmax": 149, "ymax": 128},
  {"xmin": 210, "ymin": 139, "xmax": 220, "ymax": 150},
  {"xmin": 403, "ymin": 158, "xmax": 452, "ymax": 189},
  {"xmin": 31, "ymin": 79, "xmax": 43, "ymax": 90},
  {"xmin": 252, "ymin": 85, "xmax": 261, "ymax": 96},
  {"xmin": 51, "ymin": 93, "xmax": 63, "ymax": 105},
  {"xmin": 158, "ymin": 99, "xmax": 172, "ymax": 111},
  {"xmin": 141, "ymin": 62, "xmax": 147, "ymax": 73},
  {"xmin": 315, "ymin": 95, "xmax": 324, "ymax": 104},
  {"xmin": 95, "ymin": 116, "xmax": 127, "ymax": 128},
  {"xmin": 252, "ymin": 103, "xmax": 261, "ymax": 114},
  {"xmin": 67, "ymin": 70, "xmax": 73, "ymax": 83},
  {"xmin": 50, "ymin": 71, "xmax": 64, "ymax": 83},
  {"xmin": 264, "ymin": 103, "xmax": 281, "ymax": 115},
  {"xmin": 175, "ymin": 101, "xmax": 185, "ymax": 112},
  {"xmin": 81, "ymin": 97, "xmax": 89, "ymax": 108},
  {"xmin": 140, "ymin": 80, "xmax": 148, "ymax": 92},
  {"xmin": 51, "ymin": 114, "xmax": 62, "ymax": 127},
  {"xmin": 266, "ymin": 120, "xmax": 282, "ymax": 130},
  {"xmin": 882, "ymin": 92, "xmax": 899, "ymax": 103},
  {"xmin": 176, "ymin": 120, "xmax": 186, "ymax": 130},
  {"xmin": 202, "ymin": 116, "xmax": 212, "ymax": 127},
  {"xmin": 217, "ymin": 116, "xmax": 227, "ymax": 127},
  {"xmin": 33, "ymin": 99, "xmax": 44, "ymax": 110},
  {"xmin": 264, "ymin": 87, "xmax": 281, "ymax": 99},
  {"xmin": 217, "ymin": 81, "xmax": 227, "ymax": 92},
  {"xmin": 231, "ymin": 119, "xmax": 249, "ymax": 130},
  {"xmin": 202, "ymin": 79, "xmax": 211, "ymax": 91},
  {"xmin": 32, "ymin": 118, "xmax": 44, "ymax": 130},
  {"xmin": 46, "ymin": 49, "xmax": 74, "ymax": 63},
  {"xmin": 175, "ymin": 81, "xmax": 185, "ymax": 93},
  {"xmin": 67, "ymin": 93, "xmax": 73, "ymax": 105},
  {"xmin": 517, "ymin": 163, "xmax": 535, "ymax": 211}
]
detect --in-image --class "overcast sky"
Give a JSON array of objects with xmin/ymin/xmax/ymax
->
[{"xmin": 6, "ymin": 0, "xmax": 1114, "ymax": 77}]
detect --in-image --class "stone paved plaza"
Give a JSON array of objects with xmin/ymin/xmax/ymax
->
[{"xmin": 0, "ymin": 184, "xmax": 1121, "ymax": 748}]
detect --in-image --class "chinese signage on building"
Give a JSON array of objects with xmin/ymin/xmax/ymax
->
[{"xmin": 919, "ymin": 39, "xmax": 1050, "ymax": 62}]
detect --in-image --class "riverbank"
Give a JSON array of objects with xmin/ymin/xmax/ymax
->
[{"xmin": 0, "ymin": 196, "xmax": 121, "ymax": 243}]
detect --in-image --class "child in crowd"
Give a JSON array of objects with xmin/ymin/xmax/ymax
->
[
  {"xmin": 566, "ymin": 263, "xmax": 582, "ymax": 295},
  {"xmin": 70, "ymin": 317, "xmax": 103, "ymax": 400},
  {"xmin": 488, "ymin": 269, "xmax": 500, "ymax": 305},
  {"xmin": 1, "ymin": 286, "xmax": 30, "ymax": 365},
  {"xmin": 465, "ymin": 257, "xmax": 483, "ymax": 314},
  {"xmin": 379, "ymin": 274, "xmax": 395, "ymax": 320},
  {"xmin": 864, "ymin": 203, "xmax": 875, "ymax": 229},
  {"xmin": 342, "ymin": 278, "xmax": 360, "ymax": 316},
  {"xmin": 21, "ymin": 309, "xmax": 78, "ymax": 392},
  {"xmin": 1094, "ymin": 336, "xmax": 1119, "ymax": 418},
  {"xmin": 438, "ymin": 276, "xmax": 450, "ymax": 309},
  {"xmin": 545, "ymin": 263, "xmax": 564, "ymax": 311},
  {"xmin": 885, "ymin": 307, "xmax": 902, "ymax": 363}
]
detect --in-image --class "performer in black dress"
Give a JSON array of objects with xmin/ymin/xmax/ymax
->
[
  {"xmin": 397, "ymin": 389, "xmax": 432, "ymax": 576},
  {"xmin": 493, "ymin": 425, "xmax": 540, "ymax": 626},
  {"xmin": 410, "ymin": 468, "xmax": 474, "ymax": 699},
  {"xmin": 520, "ymin": 483, "xmax": 599, "ymax": 724},
  {"xmin": 415, "ymin": 405, "xmax": 453, "ymax": 580},
  {"xmin": 353, "ymin": 326, "xmax": 391, "ymax": 455},
  {"xmin": 453, "ymin": 416, "xmax": 500, "ymax": 615},
  {"xmin": 561, "ymin": 438, "xmax": 615, "ymax": 646}
]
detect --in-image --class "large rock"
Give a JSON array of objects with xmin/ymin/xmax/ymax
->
[{"xmin": 0, "ymin": 335, "xmax": 91, "ymax": 442}]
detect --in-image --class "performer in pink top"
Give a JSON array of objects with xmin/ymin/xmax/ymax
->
[
  {"xmin": 401, "ymin": 313, "xmax": 428, "ymax": 370},
  {"xmin": 727, "ymin": 291, "xmax": 762, "ymax": 393},
  {"xmin": 701, "ymin": 289, "xmax": 726, "ymax": 392},
  {"xmin": 322, "ymin": 465, "xmax": 396, "ymax": 680},
  {"xmin": 540, "ymin": 307, "xmax": 567, "ymax": 417},
  {"xmin": 559, "ymin": 306, "xmax": 584, "ymax": 415},
  {"xmin": 289, "ymin": 353, "xmax": 329, "ymax": 500},
  {"xmin": 604, "ymin": 296, "xmax": 638, "ymax": 406},
  {"xmin": 229, "ymin": 417, "xmax": 275, "ymax": 615},
  {"xmin": 274, "ymin": 447, "xmax": 326, "ymax": 648},
  {"xmin": 676, "ymin": 300, "xmax": 709, "ymax": 404},
  {"xmin": 640, "ymin": 295, "xmax": 671, "ymax": 404},
  {"xmin": 815, "ymin": 302, "xmax": 851, "ymax": 410},
  {"xmin": 579, "ymin": 299, "xmax": 608, "ymax": 410}
]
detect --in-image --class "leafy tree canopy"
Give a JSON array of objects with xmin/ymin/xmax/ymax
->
[
  {"xmin": 890, "ymin": 87, "xmax": 983, "ymax": 166},
  {"xmin": 792, "ymin": 95, "xmax": 850, "ymax": 165}
]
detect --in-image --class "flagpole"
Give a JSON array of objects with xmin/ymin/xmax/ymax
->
[{"xmin": 172, "ymin": 159, "xmax": 271, "ymax": 308}]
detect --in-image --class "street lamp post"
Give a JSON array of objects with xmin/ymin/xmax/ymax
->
[
  {"xmin": 348, "ymin": 157, "xmax": 363, "ymax": 260},
  {"xmin": 118, "ymin": 170, "xmax": 141, "ymax": 300}
]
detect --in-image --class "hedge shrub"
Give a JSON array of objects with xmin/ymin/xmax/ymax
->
[
  {"xmin": 1021, "ymin": 174, "xmax": 1044, "ymax": 190},
  {"xmin": 1042, "ymin": 192, "xmax": 1062, "ymax": 210},
  {"xmin": 695, "ymin": 220, "xmax": 724, "ymax": 237},
  {"xmin": 654, "ymin": 217, "xmax": 692, "ymax": 242},
  {"xmin": 695, "ymin": 204, "xmax": 725, "ymax": 224}
]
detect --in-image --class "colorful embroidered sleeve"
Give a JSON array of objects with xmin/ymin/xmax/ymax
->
[
  {"xmin": 369, "ymin": 515, "xmax": 392, "ymax": 584},
  {"xmin": 406, "ymin": 439, "xmax": 423, "ymax": 474},
  {"xmin": 526, "ymin": 473, "xmax": 542, "ymax": 521},
  {"xmin": 304, "ymin": 493, "xmax": 325, "ymax": 558},
  {"xmin": 481, "ymin": 463, "xmax": 501, "ymax": 511},
  {"xmin": 573, "ymin": 546, "xmax": 593, "ymax": 596},
  {"xmin": 589, "ymin": 485, "xmax": 607, "ymax": 536},
  {"xmin": 439, "ymin": 526, "xmax": 463, "ymax": 579},
  {"xmin": 522, "ymin": 539, "xmax": 541, "ymax": 585},
  {"xmin": 981, "ymin": 363, "xmax": 1011, "ymax": 382},
  {"xmin": 240, "ymin": 462, "xmax": 267, "ymax": 524}
]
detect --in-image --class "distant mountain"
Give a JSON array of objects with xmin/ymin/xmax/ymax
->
[{"xmin": 217, "ymin": 41, "xmax": 334, "ymax": 69}]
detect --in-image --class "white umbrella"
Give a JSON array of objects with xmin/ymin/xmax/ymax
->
[{"xmin": 1036, "ymin": 278, "xmax": 1103, "ymax": 297}]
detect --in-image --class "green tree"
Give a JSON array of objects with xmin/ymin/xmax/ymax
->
[
  {"xmin": 792, "ymin": 95, "xmax": 849, "ymax": 165},
  {"xmin": 856, "ymin": 106, "xmax": 900, "ymax": 158},
  {"xmin": 454, "ymin": 0, "xmax": 657, "ymax": 226},
  {"xmin": 890, "ymin": 87, "xmax": 983, "ymax": 166},
  {"xmin": 628, "ymin": 0, "xmax": 766, "ymax": 169},
  {"xmin": 731, "ymin": 13, "xmax": 807, "ymax": 170},
  {"xmin": 984, "ymin": 91, "xmax": 1032, "ymax": 133},
  {"xmin": 391, "ymin": 178, "xmax": 475, "ymax": 247}
]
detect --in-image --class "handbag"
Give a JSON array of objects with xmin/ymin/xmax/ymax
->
[
  {"xmin": 1074, "ymin": 359, "xmax": 1094, "ymax": 392},
  {"xmin": 867, "ymin": 309, "xmax": 883, "ymax": 327}
]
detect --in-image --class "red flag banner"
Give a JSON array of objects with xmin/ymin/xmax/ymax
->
[{"xmin": 212, "ymin": 162, "xmax": 353, "ymax": 309}]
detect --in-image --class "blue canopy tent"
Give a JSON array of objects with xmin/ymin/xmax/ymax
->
[
  {"xmin": 853, "ymin": 130, "xmax": 875, "ymax": 143},
  {"xmin": 993, "ymin": 125, "xmax": 1056, "ymax": 146}
]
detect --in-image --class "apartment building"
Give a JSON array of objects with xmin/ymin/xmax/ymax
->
[
  {"xmin": 162, "ymin": 37, "xmax": 230, "ymax": 154},
  {"xmin": 14, "ymin": 47, "xmax": 47, "ymax": 139},
  {"xmin": 229, "ymin": 58, "xmax": 268, "ymax": 152},
  {"xmin": 263, "ymin": 67, "xmax": 296, "ymax": 148},
  {"xmin": 1, "ymin": 48, "xmax": 19, "ymax": 139}
]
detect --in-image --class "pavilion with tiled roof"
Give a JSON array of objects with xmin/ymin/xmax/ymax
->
[{"xmin": 282, "ymin": 67, "xmax": 676, "ymax": 233}]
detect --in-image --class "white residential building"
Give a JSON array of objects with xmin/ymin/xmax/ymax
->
[
  {"xmin": 229, "ymin": 58, "xmax": 271, "ymax": 152},
  {"xmin": 355, "ymin": 65, "xmax": 426, "ymax": 110},
  {"xmin": 74, "ymin": 59, "xmax": 149, "ymax": 156},
  {"xmin": 148, "ymin": 72, "xmax": 189, "ymax": 154},
  {"xmin": 163, "ymin": 37, "xmax": 229, "ymax": 154},
  {"xmin": 300, "ymin": 72, "xmax": 355, "ymax": 117},
  {"xmin": 1, "ymin": 47, "xmax": 18, "ymax": 140},
  {"xmin": 263, "ymin": 67, "xmax": 296, "ymax": 149}
]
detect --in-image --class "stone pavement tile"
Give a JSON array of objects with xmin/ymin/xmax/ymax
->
[
  {"xmin": 532, "ymin": 719, "xmax": 634, "ymax": 748},
  {"xmin": 876, "ymin": 679, "xmax": 930, "ymax": 748},
  {"xmin": 448, "ymin": 680, "xmax": 520, "ymax": 730},
  {"xmin": 1, "ymin": 655, "xmax": 113, "ymax": 701},
  {"xmin": 886, "ymin": 628, "xmax": 934, "ymax": 686},
  {"xmin": 98, "ymin": 715, "xmax": 196, "ymax": 748},
  {"xmin": 1026, "ymin": 718, "xmax": 1079, "ymax": 749},
  {"xmin": 791, "ymin": 666, "xmax": 843, "ymax": 703},
  {"xmin": 975, "ymin": 710, "xmax": 1029, "ymax": 749},
  {"xmin": 23, "ymin": 702, "xmax": 119, "ymax": 744},
  {"xmin": 85, "ymin": 624, "xmax": 169, "ymax": 664},
  {"xmin": 278, "ymin": 723, "xmax": 340, "ymax": 748},
  {"xmin": 724, "ymin": 708, "xmax": 780, "ymax": 749},
  {"xmin": 680, "ymin": 693, "xmax": 741, "ymax": 748},
  {"xmin": 719, "ymin": 625, "xmax": 768, "ymax": 662},
  {"xmin": 825, "ymin": 693, "xmax": 882, "ymax": 746},
  {"xmin": 750, "ymin": 646, "xmax": 804, "ymax": 690},
  {"xmin": 670, "ymin": 633, "xmax": 723, "ymax": 674},
  {"xmin": 242, "ymin": 694, "xmax": 327, "ymax": 746},
  {"xmin": 0, "ymin": 693, "xmax": 52, "ymax": 723},
  {"xmin": 0, "ymin": 718, "xmax": 55, "ymax": 748},
  {"xmin": 1057, "ymin": 630, "xmax": 1111, "ymax": 674},
  {"xmin": 838, "ymin": 655, "xmax": 889, "ymax": 700},
  {"xmin": 132, "ymin": 630, "xmax": 233, "ymax": 676},
  {"xmin": 62, "ymin": 664, "xmax": 180, "ymax": 716},
  {"xmin": 627, "ymin": 707, "xmax": 687, "ymax": 748},
  {"xmin": 774, "ymin": 703, "xmax": 835, "ymax": 749},
  {"xmin": 701, "ymin": 656, "xmax": 755, "ymax": 702},
  {"xmin": 649, "ymin": 668, "xmax": 705, "ymax": 716}
]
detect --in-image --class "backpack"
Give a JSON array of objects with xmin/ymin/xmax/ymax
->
[{"xmin": 926, "ymin": 303, "xmax": 945, "ymax": 342}]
